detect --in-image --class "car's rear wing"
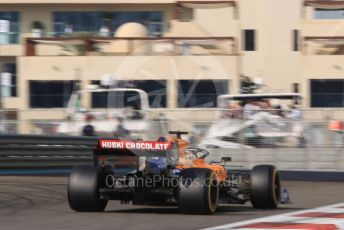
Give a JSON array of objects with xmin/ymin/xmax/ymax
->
[{"xmin": 94, "ymin": 139, "xmax": 179, "ymax": 165}]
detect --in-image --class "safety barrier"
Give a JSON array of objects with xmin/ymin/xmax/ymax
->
[
  {"xmin": 208, "ymin": 148, "xmax": 344, "ymax": 172},
  {"xmin": 0, "ymin": 134, "xmax": 98, "ymax": 145},
  {"xmin": 0, "ymin": 134, "xmax": 343, "ymax": 172},
  {"xmin": 0, "ymin": 134, "xmax": 97, "ymax": 168}
]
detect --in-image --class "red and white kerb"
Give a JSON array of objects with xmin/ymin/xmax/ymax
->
[
  {"xmin": 206, "ymin": 202, "xmax": 344, "ymax": 230},
  {"xmin": 99, "ymin": 140, "xmax": 171, "ymax": 151}
]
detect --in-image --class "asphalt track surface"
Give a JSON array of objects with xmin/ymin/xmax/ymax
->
[{"xmin": 0, "ymin": 176, "xmax": 343, "ymax": 230}]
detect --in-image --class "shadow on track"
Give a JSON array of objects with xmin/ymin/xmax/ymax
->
[{"xmin": 104, "ymin": 205, "xmax": 300, "ymax": 215}]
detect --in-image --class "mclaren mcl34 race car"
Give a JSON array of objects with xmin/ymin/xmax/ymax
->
[{"xmin": 68, "ymin": 131, "xmax": 281, "ymax": 214}]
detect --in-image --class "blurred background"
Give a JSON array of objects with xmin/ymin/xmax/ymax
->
[{"xmin": 0, "ymin": 0, "xmax": 344, "ymax": 165}]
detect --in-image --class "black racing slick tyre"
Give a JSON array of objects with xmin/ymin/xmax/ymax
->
[
  {"xmin": 178, "ymin": 168, "xmax": 219, "ymax": 214},
  {"xmin": 250, "ymin": 165, "xmax": 281, "ymax": 209},
  {"xmin": 68, "ymin": 165, "xmax": 108, "ymax": 212}
]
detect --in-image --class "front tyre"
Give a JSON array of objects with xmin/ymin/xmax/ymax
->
[
  {"xmin": 250, "ymin": 165, "xmax": 281, "ymax": 209},
  {"xmin": 68, "ymin": 165, "xmax": 108, "ymax": 212},
  {"xmin": 179, "ymin": 168, "xmax": 219, "ymax": 214}
]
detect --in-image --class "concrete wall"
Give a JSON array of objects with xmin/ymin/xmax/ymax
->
[
  {"xmin": 238, "ymin": 0, "xmax": 301, "ymax": 96},
  {"xmin": 194, "ymin": 7, "xmax": 237, "ymax": 37},
  {"xmin": 16, "ymin": 55, "xmax": 237, "ymax": 121},
  {"xmin": 209, "ymin": 148, "xmax": 344, "ymax": 171},
  {"xmin": 193, "ymin": 0, "xmax": 302, "ymax": 96},
  {"xmin": 300, "ymin": 55, "xmax": 344, "ymax": 107},
  {"xmin": 1, "ymin": 0, "xmax": 344, "ymax": 118},
  {"xmin": 301, "ymin": 20, "xmax": 344, "ymax": 37}
]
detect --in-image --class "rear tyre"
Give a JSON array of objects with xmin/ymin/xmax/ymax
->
[
  {"xmin": 179, "ymin": 168, "xmax": 219, "ymax": 214},
  {"xmin": 250, "ymin": 165, "xmax": 281, "ymax": 209},
  {"xmin": 68, "ymin": 165, "xmax": 108, "ymax": 212}
]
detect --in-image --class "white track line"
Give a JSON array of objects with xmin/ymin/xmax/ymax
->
[{"xmin": 204, "ymin": 202, "xmax": 344, "ymax": 230}]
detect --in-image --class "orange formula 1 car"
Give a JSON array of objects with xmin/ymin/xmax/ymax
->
[{"xmin": 68, "ymin": 131, "xmax": 281, "ymax": 214}]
